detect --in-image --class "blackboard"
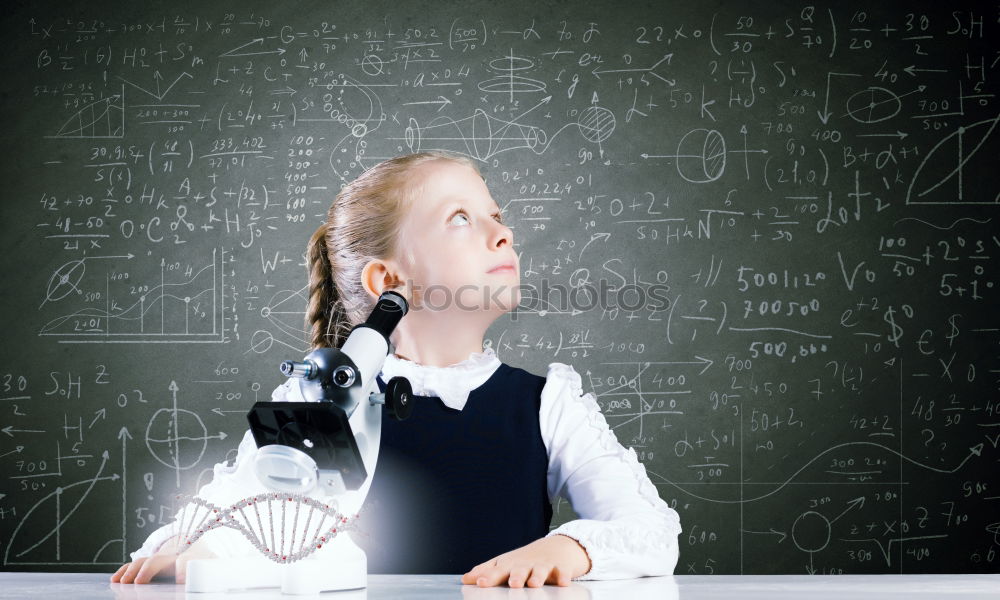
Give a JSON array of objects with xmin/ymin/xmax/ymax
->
[{"xmin": 1, "ymin": 0, "xmax": 998, "ymax": 575}]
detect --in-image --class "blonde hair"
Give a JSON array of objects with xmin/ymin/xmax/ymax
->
[{"xmin": 306, "ymin": 151, "xmax": 481, "ymax": 349}]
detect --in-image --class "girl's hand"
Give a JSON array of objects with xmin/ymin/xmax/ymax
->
[
  {"xmin": 461, "ymin": 534, "xmax": 592, "ymax": 588},
  {"xmin": 110, "ymin": 535, "xmax": 215, "ymax": 584}
]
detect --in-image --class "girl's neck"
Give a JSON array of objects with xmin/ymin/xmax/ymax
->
[
  {"xmin": 389, "ymin": 327, "xmax": 487, "ymax": 369},
  {"xmin": 390, "ymin": 341, "xmax": 486, "ymax": 368},
  {"xmin": 386, "ymin": 293, "xmax": 506, "ymax": 368}
]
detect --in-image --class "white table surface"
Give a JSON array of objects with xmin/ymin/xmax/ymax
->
[{"xmin": 0, "ymin": 573, "xmax": 997, "ymax": 599}]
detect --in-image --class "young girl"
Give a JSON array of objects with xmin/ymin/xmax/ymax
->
[{"xmin": 111, "ymin": 151, "xmax": 681, "ymax": 588}]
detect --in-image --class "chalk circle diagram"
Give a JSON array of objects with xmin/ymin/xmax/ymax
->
[
  {"xmin": 145, "ymin": 406, "xmax": 210, "ymax": 473},
  {"xmin": 676, "ymin": 128, "xmax": 727, "ymax": 183},
  {"xmin": 359, "ymin": 52, "xmax": 386, "ymax": 77},
  {"xmin": 576, "ymin": 105, "xmax": 616, "ymax": 145},
  {"xmin": 845, "ymin": 86, "xmax": 907, "ymax": 124},
  {"xmin": 791, "ymin": 510, "xmax": 832, "ymax": 554},
  {"xmin": 248, "ymin": 285, "xmax": 310, "ymax": 355},
  {"xmin": 906, "ymin": 112, "xmax": 1000, "ymax": 204},
  {"xmin": 42, "ymin": 258, "xmax": 87, "ymax": 305}
]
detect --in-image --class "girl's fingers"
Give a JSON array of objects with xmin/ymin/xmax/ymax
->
[
  {"xmin": 526, "ymin": 565, "xmax": 552, "ymax": 588},
  {"xmin": 133, "ymin": 554, "xmax": 174, "ymax": 584},
  {"xmin": 462, "ymin": 556, "xmax": 504, "ymax": 585},
  {"xmin": 118, "ymin": 558, "xmax": 146, "ymax": 584},
  {"xmin": 460, "ymin": 552, "xmax": 573, "ymax": 588},
  {"xmin": 109, "ymin": 562, "xmax": 129, "ymax": 582},
  {"xmin": 552, "ymin": 565, "xmax": 572, "ymax": 587},
  {"xmin": 461, "ymin": 560, "xmax": 489, "ymax": 584},
  {"xmin": 473, "ymin": 564, "xmax": 511, "ymax": 588},
  {"xmin": 460, "ymin": 569, "xmax": 481, "ymax": 585},
  {"xmin": 505, "ymin": 566, "xmax": 532, "ymax": 588}
]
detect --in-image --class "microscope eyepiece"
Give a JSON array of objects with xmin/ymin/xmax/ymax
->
[
  {"xmin": 362, "ymin": 290, "xmax": 409, "ymax": 341},
  {"xmin": 280, "ymin": 360, "xmax": 315, "ymax": 379}
]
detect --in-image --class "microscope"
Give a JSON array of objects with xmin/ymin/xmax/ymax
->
[
  {"xmin": 249, "ymin": 289, "xmax": 413, "ymax": 498},
  {"xmin": 184, "ymin": 290, "xmax": 414, "ymax": 595}
]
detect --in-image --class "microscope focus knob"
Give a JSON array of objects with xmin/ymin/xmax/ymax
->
[{"xmin": 384, "ymin": 376, "xmax": 414, "ymax": 421}]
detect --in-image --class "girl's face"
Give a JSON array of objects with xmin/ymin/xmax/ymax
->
[{"xmin": 395, "ymin": 159, "xmax": 520, "ymax": 315}]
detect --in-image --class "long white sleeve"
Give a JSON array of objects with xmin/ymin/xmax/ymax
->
[
  {"xmin": 129, "ymin": 381, "xmax": 299, "ymax": 561},
  {"xmin": 539, "ymin": 362, "xmax": 681, "ymax": 580}
]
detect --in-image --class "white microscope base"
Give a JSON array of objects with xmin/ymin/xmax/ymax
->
[{"xmin": 185, "ymin": 546, "xmax": 366, "ymax": 594}]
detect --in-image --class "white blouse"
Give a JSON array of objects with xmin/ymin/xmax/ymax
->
[{"xmin": 130, "ymin": 347, "xmax": 681, "ymax": 580}]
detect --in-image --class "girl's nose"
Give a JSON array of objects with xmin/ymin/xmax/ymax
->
[{"xmin": 491, "ymin": 221, "xmax": 513, "ymax": 249}]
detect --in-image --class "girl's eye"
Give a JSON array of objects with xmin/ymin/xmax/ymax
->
[{"xmin": 448, "ymin": 210, "xmax": 504, "ymax": 226}]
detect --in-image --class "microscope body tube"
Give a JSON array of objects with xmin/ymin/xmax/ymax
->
[
  {"xmin": 339, "ymin": 326, "xmax": 388, "ymax": 394},
  {"xmin": 340, "ymin": 290, "xmax": 407, "ymax": 391}
]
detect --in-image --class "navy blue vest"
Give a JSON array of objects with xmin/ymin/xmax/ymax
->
[{"xmin": 355, "ymin": 362, "xmax": 552, "ymax": 574}]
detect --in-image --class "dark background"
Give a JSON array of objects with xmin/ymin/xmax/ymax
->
[{"xmin": 1, "ymin": 0, "xmax": 997, "ymax": 574}]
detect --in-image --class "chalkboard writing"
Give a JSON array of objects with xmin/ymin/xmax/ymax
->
[{"xmin": 0, "ymin": 0, "xmax": 997, "ymax": 575}]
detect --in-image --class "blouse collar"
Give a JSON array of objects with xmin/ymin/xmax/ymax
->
[{"xmin": 378, "ymin": 346, "xmax": 502, "ymax": 411}]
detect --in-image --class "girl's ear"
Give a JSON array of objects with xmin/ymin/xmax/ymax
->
[{"xmin": 361, "ymin": 259, "xmax": 409, "ymax": 301}]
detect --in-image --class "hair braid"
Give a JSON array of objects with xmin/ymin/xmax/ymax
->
[{"xmin": 305, "ymin": 222, "xmax": 342, "ymax": 349}]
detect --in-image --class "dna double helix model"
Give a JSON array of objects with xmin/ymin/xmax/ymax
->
[{"xmin": 171, "ymin": 492, "xmax": 363, "ymax": 564}]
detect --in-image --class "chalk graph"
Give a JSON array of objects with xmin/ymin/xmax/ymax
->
[{"xmin": 38, "ymin": 248, "xmax": 230, "ymax": 343}]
